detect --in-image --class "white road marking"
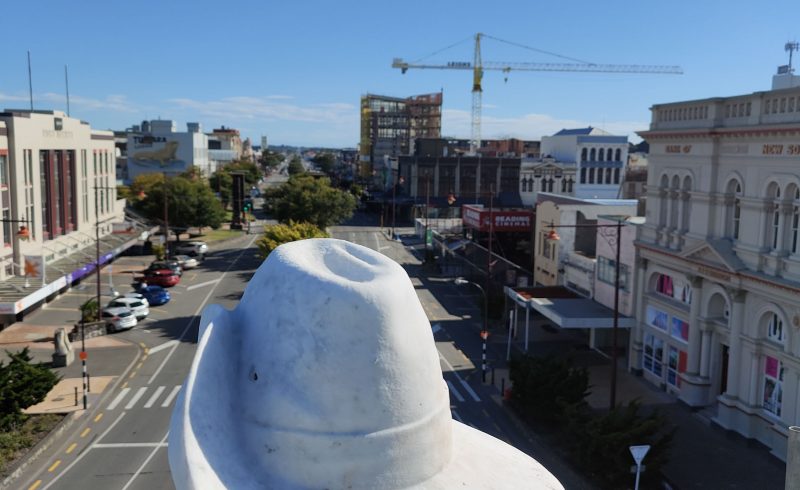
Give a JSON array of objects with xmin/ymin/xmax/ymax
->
[
  {"xmin": 446, "ymin": 380, "xmax": 465, "ymax": 402},
  {"xmin": 459, "ymin": 379, "xmax": 481, "ymax": 402},
  {"xmin": 162, "ymin": 385, "xmax": 181, "ymax": 408},
  {"xmin": 186, "ymin": 278, "xmax": 221, "ymax": 291},
  {"xmin": 149, "ymin": 235, "xmax": 258, "ymax": 385},
  {"xmin": 148, "ymin": 340, "xmax": 178, "ymax": 355},
  {"xmin": 43, "ymin": 412, "xmax": 127, "ymax": 490},
  {"xmin": 121, "ymin": 430, "xmax": 170, "ymax": 490},
  {"xmin": 94, "ymin": 442, "xmax": 168, "ymax": 448},
  {"xmin": 125, "ymin": 387, "xmax": 148, "ymax": 410},
  {"xmin": 107, "ymin": 388, "xmax": 130, "ymax": 410},
  {"xmin": 144, "ymin": 386, "xmax": 165, "ymax": 408},
  {"xmin": 439, "ymin": 354, "xmax": 481, "ymax": 402}
]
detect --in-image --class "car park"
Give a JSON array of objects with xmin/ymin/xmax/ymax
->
[
  {"xmin": 175, "ymin": 241, "xmax": 208, "ymax": 257},
  {"xmin": 106, "ymin": 297, "xmax": 150, "ymax": 320},
  {"xmin": 169, "ymin": 254, "xmax": 199, "ymax": 270},
  {"xmin": 140, "ymin": 269, "xmax": 181, "ymax": 287},
  {"xmin": 101, "ymin": 306, "xmax": 138, "ymax": 333},
  {"xmin": 148, "ymin": 260, "xmax": 183, "ymax": 276},
  {"xmin": 135, "ymin": 284, "xmax": 171, "ymax": 306}
]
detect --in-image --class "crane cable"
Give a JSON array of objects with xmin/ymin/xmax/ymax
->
[
  {"xmin": 481, "ymin": 33, "xmax": 596, "ymax": 65},
  {"xmin": 409, "ymin": 35, "xmax": 475, "ymax": 64}
]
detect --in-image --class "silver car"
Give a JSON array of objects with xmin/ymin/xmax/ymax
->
[
  {"xmin": 121, "ymin": 291, "xmax": 150, "ymax": 307},
  {"xmin": 107, "ymin": 297, "xmax": 150, "ymax": 320},
  {"xmin": 101, "ymin": 307, "xmax": 138, "ymax": 332}
]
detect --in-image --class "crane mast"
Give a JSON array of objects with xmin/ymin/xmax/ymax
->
[{"xmin": 393, "ymin": 33, "xmax": 682, "ymax": 155}]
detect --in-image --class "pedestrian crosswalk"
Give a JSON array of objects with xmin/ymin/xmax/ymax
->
[
  {"xmin": 106, "ymin": 385, "xmax": 181, "ymax": 410},
  {"xmin": 445, "ymin": 376, "xmax": 481, "ymax": 403}
]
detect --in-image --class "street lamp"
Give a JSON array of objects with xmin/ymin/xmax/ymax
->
[
  {"xmin": 546, "ymin": 218, "xmax": 627, "ymax": 410},
  {"xmin": 454, "ymin": 277, "xmax": 489, "ymax": 383}
]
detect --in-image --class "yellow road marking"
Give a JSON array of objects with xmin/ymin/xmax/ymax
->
[
  {"xmin": 136, "ymin": 362, "xmax": 143, "ymax": 370},
  {"xmin": 121, "ymin": 381, "xmax": 128, "ymax": 389},
  {"xmin": 80, "ymin": 428, "xmax": 91, "ymax": 438},
  {"xmin": 28, "ymin": 480, "xmax": 42, "ymax": 490},
  {"xmin": 48, "ymin": 460, "xmax": 61, "ymax": 472},
  {"xmin": 139, "ymin": 342, "xmax": 146, "ymax": 349},
  {"xmin": 94, "ymin": 413, "xmax": 103, "ymax": 423},
  {"xmin": 66, "ymin": 443, "xmax": 77, "ymax": 454},
  {"xmin": 129, "ymin": 371, "xmax": 137, "ymax": 379}
]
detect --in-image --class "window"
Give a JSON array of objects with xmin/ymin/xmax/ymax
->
[
  {"xmin": 614, "ymin": 167, "xmax": 621, "ymax": 184},
  {"xmin": 771, "ymin": 204, "xmax": 780, "ymax": 250},
  {"xmin": 581, "ymin": 148, "xmax": 587, "ymax": 162},
  {"xmin": 767, "ymin": 313, "xmax": 785, "ymax": 344},
  {"xmin": 588, "ymin": 168, "xmax": 595, "ymax": 184},
  {"xmin": 597, "ymin": 256, "xmax": 629, "ymax": 290},
  {"xmin": 792, "ymin": 201, "xmax": 800, "ymax": 254},
  {"xmin": 590, "ymin": 148, "xmax": 596, "ymax": 161},
  {"xmin": 670, "ymin": 317, "xmax": 690, "ymax": 343},
  {"xmin": 643, "ymin": 333, "xmax": 664, "ymax": 377},
  {"xmin": 580, "ymin": 167, "xmax": 587, "ymax": 183},
  {"xmin": 667, "ymin": 346, "xmax": 687, "ymax": 388},
  {"xmin": 763, "ymin": 356, "xmax": 783, "ymax": 417},
  {"xmin": 615, "ymin": 149, "xmax": 621, "ymax": 161}
]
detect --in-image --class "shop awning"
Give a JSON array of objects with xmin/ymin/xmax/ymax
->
[{"xmin": 505, "ymin": 285, "xmax": 636, "ymax": 329}]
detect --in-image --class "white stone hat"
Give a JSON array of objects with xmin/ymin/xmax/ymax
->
[{"xmin": 168, "ymin": 238, "xmax": 562, "ymax": 489}]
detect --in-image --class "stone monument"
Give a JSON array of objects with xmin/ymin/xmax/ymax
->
[
  {"xmin": 169, "ymin": 238, "xmax": 563, "ymax": 489},
  {"xmin": 52, "ymin": 327, "xmax": 74, "ymax": 367}
]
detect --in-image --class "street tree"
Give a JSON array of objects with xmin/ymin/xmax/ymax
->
[
  {"xmin": 0, "ymin": 348, "xmax": 59, "ymax": 430},
  {"xmin": 134, "ymin": 175, "xmax": 225, "ymax": 234},
  {"xmin": 209, "ymin": 169, "xmax": 233, "ymax": 208},
  {"xmin": 256, "ymin": 221, "xmax": 328, "ymax": 259},
  {"xmin": 260, "ymin": 151, "xmax": 283, "ymax": 171},
  {"xmin": 264, "ymin": 174, "xmax": 356, "ymax": 229},
  {"xmin": 287, "ymin": 156, "xmax": 305, "ymax": 176},
  {"xmin": 312, "ymin": 152, "xmax": 336, "ymax": 176}
]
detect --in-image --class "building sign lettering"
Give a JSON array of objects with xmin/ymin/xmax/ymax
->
[
  {"xmin": 665, "ymin": 145, "xmax": 691, "ymax": 154},
  {"xmin": 461, "ymin": 205, "xmax": 532, "ymax": 232},
  {"xmin": 41, "ymin": 130, "xmax": 74, "ymax": 139},
  {"xmin": 762, "ymin": 144, "xmax": 784, "ymax": 155}
]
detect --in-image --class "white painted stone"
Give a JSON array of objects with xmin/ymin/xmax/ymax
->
[{"xmin": 169, "ymin": 238, "xmax": 563, "ymax": 489}]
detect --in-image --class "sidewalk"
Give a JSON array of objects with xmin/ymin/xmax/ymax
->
[{"xmin": 396, "ymin": 230, "xmax": 786, "ymax": 489}]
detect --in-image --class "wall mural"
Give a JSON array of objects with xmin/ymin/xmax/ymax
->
[{"xmin": 129, "ymin": 136, "xmax": 187, "ymax": 172}]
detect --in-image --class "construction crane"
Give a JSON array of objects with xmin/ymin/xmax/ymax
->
[{"xmin": 393, "ymin": 33, "xmax": 683, "ymax": 154}]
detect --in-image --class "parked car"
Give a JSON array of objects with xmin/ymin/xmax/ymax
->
[
  {"xmin": 106, "ymin": 297, "xmax": 150, "ymax": 320},
  {"xmin": 121, "ymin": 291, "xmax": 149, "ymax": 307},
  {"xmin": 134, "ymin": 284, "xmax": 171, "ymax": 306},
  {"xmin": 175, "ymin": 241, "xmax": 208, "ymax": 257},
  {"xmin": 169, "ymin": 254, "xmax": 199, "ymax": 270},
  {"xmin": 147, "ymin": 260, "xmax": 183, "ymax": 276},
  {"xmin": 102, "ymin": 306, "xmax": 138, "ymax": 333},
  {"xmin": 140, "ymin": 269, "xmax": 181, "ymax": 287}
]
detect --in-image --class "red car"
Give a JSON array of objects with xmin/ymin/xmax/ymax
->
[{"xmin": 141, "ymin": 269, "xmax": 181, "ymax": 287}]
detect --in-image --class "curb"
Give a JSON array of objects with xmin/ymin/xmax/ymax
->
[
  {"xmin": 0, "ymin": 411, "xmax": 80, "ymax": 489},
  {"xmin": 0, "ymin": 340, "xmax": 143, "ymax": 490}
]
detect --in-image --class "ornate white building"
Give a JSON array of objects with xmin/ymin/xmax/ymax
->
[{"xmin": 633, "ymin": 70, "xmax": 800, "ymax": 460}]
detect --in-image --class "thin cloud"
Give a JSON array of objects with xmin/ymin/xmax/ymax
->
[
  {"xmin": 442, "ymin": 108, "xmax": 646, "ymax": 142},
  {"xmin": 167, "ymin": 96, "xmax": 357, "ymax": 125}
]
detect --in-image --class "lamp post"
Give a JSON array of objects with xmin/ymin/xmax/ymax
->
[
  {"xmin": 91, "ymin": 185, "xmax": 116, "ymax": 410},
  {"xmin": 546, "ymin": 218, "xmax": 626, "ymax": 410},
  {"xmin": 454, "ymin": 277, "xmax": 489, "ymax": 383}
]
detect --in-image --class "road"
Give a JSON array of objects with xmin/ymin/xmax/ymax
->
[
  {"xmin": 18, "ymin": 234, "xmax": 262, "ymax": 490},
  {"xmin": 17, "ymin": 217, "xmax": 583, "ymax": 489}
]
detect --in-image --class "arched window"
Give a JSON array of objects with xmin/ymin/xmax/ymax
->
[
  {"xmin": 590, "ymin": 148, "xmax": 596, "ymax": 161},
  {"xmin": 567, "ymin": 178, "xmax": 574, "ymax": 193},
  {"xmin": 659, "ymin": 175, "xmax": 669, "ymax": 227},
  {"xmin": 561, "ymin": 178, "xmax": 567, "ymax": 192},
  {"xmin": 767, "ymin": 312, "xmax": 785, "ymax": 344},
  {"xmin": 765, "ymin": 182, "xmax": 781, "ymax": 250},
  {"xmin": 615, "ymin": 149, "xmax": 621, "ymax": 161},
  {"xmin": 681, "ymin": 176, "xmax": 692, "ymax": 233},
  {"xmin": 581, "ymin": 148, "xmax": 587, "ymax": 162},
  {"xmin": 725, "ymin": 179, "xmax": 742, "ymax": 239},
  {"xmin": 669, "ymin": 176, "xmax": 680, "ymax": 229},
  {"xmin": 598, "ymin": 148, "xmax": 605, "ymax": 161},
  {"xmin": 792, "ymin": 187, "xmax": 800, "ymax": 254}
]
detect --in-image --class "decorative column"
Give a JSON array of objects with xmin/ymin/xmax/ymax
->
[
  {"xmin": 724, "ymin": 289, "xmax": 746, "ymax": 400},
  {"xmin": 699, "ymin": 325, "xmax": 712, "ymax": 378},
  {"xmin": 629, "ymin": 256, "xmax": 648, "ymax": 374},
  {"xmin": 679, "ymin": 275, "xmax": 711, "ymax": 407}
]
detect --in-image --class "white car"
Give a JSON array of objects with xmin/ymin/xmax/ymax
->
[
  {"xmin": 169, "ymin": 254, "xmax": 199, "ymax": 270},
  {"xmin": 175, "ymin": 241, "xmax": 208, "ymax": 257},
  {"xmin": 107, "ymin": 297, "xmax": 150, "ymax": 320},
  {"xmin": 101, "ymin": 307, "xmax": 138, "ymax": 332},
  {"xmin": 121, "ymin": 292, "xmax": 150, "ymax": 307}
]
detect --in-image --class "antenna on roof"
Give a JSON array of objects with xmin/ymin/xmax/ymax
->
[
  {"xmin": 65, "ymin": 65, "xmax": 71, "ymax": 117},
  {"xmin": 787, "ymin": 41, "xmax": 800, "ymax": 73},
  {"xmin": 27, "ymin": 51, "xmax": 34, "ymax": 111}
]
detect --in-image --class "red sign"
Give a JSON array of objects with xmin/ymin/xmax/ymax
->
[
  {"xmin": 462, "ymin": 205, "xmax": 532, "ymax": 232},
  {"xmin": 79, "ymin": 351, "xmax": 88, "ymax": 360}
]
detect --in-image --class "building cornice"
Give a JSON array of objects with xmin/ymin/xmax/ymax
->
[
  {"xmin": 637, "ymin": 241, "xmax": 800, "ymax": 295},
  {"xmin": 639, "ymin": 125, "xmax": 800, "ymax": 140}
]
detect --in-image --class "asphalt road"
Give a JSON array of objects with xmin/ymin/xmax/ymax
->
[
  {"xmin": 17, "ymin": 216, "xmax": 584, "ymax": 489},
  {"xmin": 18, "ymin": 234, "xmax": 262, "ymax": 490}
]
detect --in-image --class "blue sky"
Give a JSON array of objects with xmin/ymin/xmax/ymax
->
[{"xmin": 0, "ymin": 1, "xmax": 797, "ymax": 147}]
